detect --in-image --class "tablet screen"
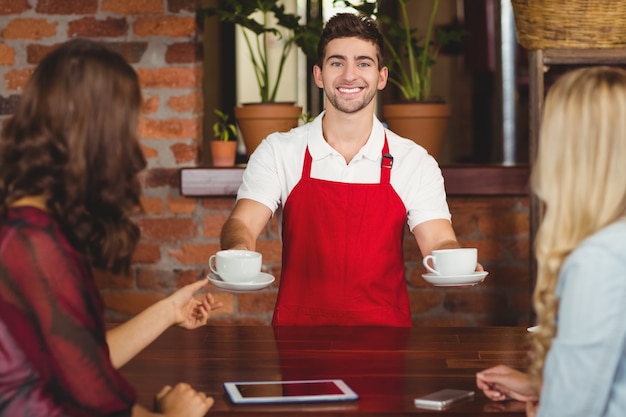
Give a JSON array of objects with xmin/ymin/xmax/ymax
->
[{"xmin": 224, "ymin": 379, "xmax": 359, "ymax": 404}]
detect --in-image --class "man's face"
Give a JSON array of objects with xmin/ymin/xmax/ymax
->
[{"xmin": 313, "ymin": 37, "xmax": 388, "ymax": 114}]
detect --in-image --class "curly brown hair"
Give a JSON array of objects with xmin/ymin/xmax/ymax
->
[
  {"xmin": 316, "ymin": 12, "xmax": 384, "ymax": 69},
  {"xmin": 0, "ymin": 38, "xmax": 146, "ymax": 273}
]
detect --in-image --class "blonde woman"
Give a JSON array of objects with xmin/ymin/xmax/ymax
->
[{"xmin": 476, "ymin": 66, "xmax": 626, "ymax": 416}]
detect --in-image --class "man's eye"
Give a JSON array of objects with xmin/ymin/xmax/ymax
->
[
  {"xmin": 358, "ymin": 62, "xmax": 371, "ymax": 67},
  {"xmin": 330, "ymin": 61, "xmax": 342, "ymax": 67}
]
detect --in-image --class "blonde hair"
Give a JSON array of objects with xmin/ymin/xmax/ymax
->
[{"xmin": 530, "ymin": 66, "xmax": 626, "ymax": 390}]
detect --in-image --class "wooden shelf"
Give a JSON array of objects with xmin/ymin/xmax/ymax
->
[
  {"xmin": 542, "ymin": 48, "xmax": 626, "ymax": 65},
  {"xmin": 179, "ymin": 165, "xmax": 530, "ymax": 197}
]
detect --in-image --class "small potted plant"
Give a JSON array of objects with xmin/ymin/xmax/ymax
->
[
  {"xmin": 198, "ymin": 0, "xmax": 322, "ymax": 157},
  {"xmin": 334, "ymin": 0, "xmax": 464, "ymax": 160},
  {"xmin": 210, "ymin": 108, "xmax": 238, "ymax": 167}
]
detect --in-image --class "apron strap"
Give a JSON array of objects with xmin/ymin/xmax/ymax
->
[{"xmin": 380, "ymin": 134, "xmax": 392, "ymax": 185}]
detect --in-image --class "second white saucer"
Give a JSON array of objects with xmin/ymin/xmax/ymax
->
[
  {"xmin": 207, "ymin": 272, "xmax": 275, "ymax": 292},
  {"xmin": 422, "ymin": 271, "xmax": 488, "ymax": 287}
]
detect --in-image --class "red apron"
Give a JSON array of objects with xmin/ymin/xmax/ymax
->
[{"xmin": 272, "ymin": 136, "xmax": 411, "ymax": 326}]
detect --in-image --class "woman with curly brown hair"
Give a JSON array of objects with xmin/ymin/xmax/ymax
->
[
  {"xmin": 476, "ymin": 66, "xmax": 626, "ymax": 416},
  {"xmin": 0, "ymin": 39, "xmax": 220, "ymax": 416}
]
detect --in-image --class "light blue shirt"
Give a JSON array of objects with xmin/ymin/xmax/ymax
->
[{"xmin": 538, "ymin": 221, "xmax": 626, "ymax": 417}]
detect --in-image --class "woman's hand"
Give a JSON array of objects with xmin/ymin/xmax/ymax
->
[
  {"xmin": 476, "ymin": 365, "xmax": 538, "ymax": 402},
  {"xmin": 168, "ymin": 279, "xmax": 223, "ymax": 329},
  {"xmin": 154, "ymin": 383, "xmax": 214, "ymax": 417}
]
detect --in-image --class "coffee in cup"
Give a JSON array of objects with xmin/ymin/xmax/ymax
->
[
  {"xmin": 209, "ymin": 249, "xmax": 262, "ymax": 283},
  {"xmin": 422, "ymin": 248, "xmax": 477, "ymax": 276}
]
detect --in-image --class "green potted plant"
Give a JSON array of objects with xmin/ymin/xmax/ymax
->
[
  {"xmin": 198, "ymin": 0, "xmax": 322, "ymax": 157},
  {"xmin": 334, "ymin": 0, "xmax": 464, "ymax": 160},
  {"xmin": 210, "ymin": 108, "xmax": 238, "ymax": 167}
]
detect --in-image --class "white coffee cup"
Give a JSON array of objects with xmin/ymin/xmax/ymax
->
[
  {"xmin": 209, "ymin": 249, "xmax": 262, "ymax": 283},
  {"xmin": 422, "ymin": 248, "xmax": 477, "ymax": 276}
]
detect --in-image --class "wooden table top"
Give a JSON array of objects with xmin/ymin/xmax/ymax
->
[{"xmin": 120, "ymin": 325, "xmax": 530, "ymax": 416}]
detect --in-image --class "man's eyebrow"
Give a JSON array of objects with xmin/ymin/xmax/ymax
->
[{"xmin": 326, "ymin": 54, "xmax": 375, "ymax": 62}]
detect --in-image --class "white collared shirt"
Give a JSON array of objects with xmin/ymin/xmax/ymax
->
[{"xmin": 237, "ymin": 112, "xmax": 451, "ymax": 231}]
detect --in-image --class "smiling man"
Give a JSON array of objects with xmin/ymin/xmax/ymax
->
[{"xmin": 219, "ymin": 13, "xmax": 461, "ymax": 326}]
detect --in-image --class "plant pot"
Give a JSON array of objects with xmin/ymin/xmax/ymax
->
[
  {"xmin": 210, "ymin": 140, "xmax": 237, "ymax": 167},
  {"xmin": 235, "ymin": 103, "xmax": 302, "ymax": 158},
  {"xmin": 383, "ymin": 103, "xmax": 452, "ymax": 161}
]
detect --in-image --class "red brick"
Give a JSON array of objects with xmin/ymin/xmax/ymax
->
[
  {"xmin": 137, "ymin": 218, "xmax": 197, "ymax": 240},
  {"xmin": 26, "ymin": 43, "xmax": 57, "ymax": 64},
  {"xmin": 450, "ymin": 210, "xmax": 476, "ymax": 236},
  {"xmin": 168, "ymin": 92, "xmax": 201, "ymax": 113},
  {"xmin": 140, "ymin": 196, "xmax": 164, "ymax": 214},
  {"xmin": 170, "ymin": 243, "xmax": 220, "ymax": 265},
  {"xmin": 136, "ymin": 267, "xmax": 176, "ymax": 289},
  {"xmin": 102, "ymin": 291, "xmax": 166, "ymax": 315},
  {"xmin": 139, "ymin": 118, "xmax": 198, "ymax": 139},
  {"xmin": 408, "ymin": 289, "xmax": 442, "ymax": 313},
  {"xmin": 0, "ymin": 44, "xmax": 14, "ymax": 65},
  {"xmin": 477, "ymin": 212, "xmax": 530, "ymax": 237},
  {"xmin": 140, "ymin": 144, "xmax": 159, "ymax": 159},
  {"xmin": 203, "ymin": 213, "xmax": 229, "ymax": 238},
  {"xmin": 443, "ymin": 292, "xmax": 508, "ymax": 315},
  {"xmin": 208, "ymin": 292, "xmax": 235, "ymax": 317},
  {"xmin": 93, "ymin": 268, "xmax": 135, "ymax": 290},
  {"xmin": 505, "ymin": 238, "xmax": 531, "ymax": 261},
  {"xmin": 171, "ymin": 142, "xmax": 199, "ymax": 163},
  {"xmin": 134, "ymin": 16, "xmax": 196, "ymax": 37},
  {"xmin": 165, "ymin": 42, "xmax": 202, "ymax": 63},
  {"xmin": 175, "ymin": 269, "xmax": 207, "ymax": 287},
  {"xmin": 142, "ymin": 95, "xmax": 159, "ymax": 114},
  {"xmin": 137, "ymin": 67, "xmax": 200, "ymax": 89},
  {"xmin": 5, "ymin": 68, "xmax": 34, "ymax": 90},
  {"xmin": 36, "ymin": 0, "xmax": 97, "ymax": 14},
  {"xmin": 0, "ymin": 0, "xmax": 30, "ymax": 15},
  {"xmin": 102, "ymin": 0, "xmax": 164, "ymax": 14},
  {"xmin": 238, "ymin": 291, "xmax": 277, "ymax": 314},
  {"xmin": 167, "ymin": 0, "xmax": 198, "ymax": 13},
  {"xmin": 106, "ymin": 42, "xmax": 148, "ymax": 63},
  {"xmin": 255, "ymin": 240, "xmax": 283, "ymax": 264},
  {"xmin": 2, "ymin": 18, "xmax": 58, "ymax": 39},
  {"xmin": 132, "ymin": 242, "xmax": 161, "ymax": 263},
  {"xmin": 402, "ymin": 232, "xmax": 422, "ymax": 261},
  {"xmin": 167, "ymin": 194, "xmax": 196, "ymax": 214},
  {"xmin": 68, "ymin": 17, "xmax": 128, "ymax": 37},
  {"xmin": 200, "ymin": 197, "xmax": 236, "ymax": 211},
  {"xmin": 143, "ymin": 168, "xmax": 179, "ymax": 188},
  {"xmin": 457, "ymin": 238, "xmax": 506, "ymax": 262}
]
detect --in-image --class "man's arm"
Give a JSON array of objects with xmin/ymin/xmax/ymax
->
[
  {"xmin": 413, "ymin": 218, "xmax": 484, "ymax": 271},
  {"xmin": 220, "ymin": 198, "xmax": 273, "ymax": 250},
  {"xmin": 411, "ymin": 218, "xmax": 460, "ymax": 256}
]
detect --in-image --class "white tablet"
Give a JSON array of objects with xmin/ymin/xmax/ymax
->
[{"xmin": 224, "ymin": 379, "xmax": 359, "ymax": 404}]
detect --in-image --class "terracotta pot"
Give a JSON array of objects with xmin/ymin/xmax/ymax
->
[
  {"xmin": 210, "ymin": 140, "xmax": 237, "ymax": 167},
  {"xmin": 235, "ymin": 103, "xmax": 302, "ymax": 158},
  {"xmin": 383, "ymin": 103, "xmax": 451, "ymax": 161}
]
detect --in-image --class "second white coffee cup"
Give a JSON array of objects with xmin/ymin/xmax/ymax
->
[
  {"xmin": 209, "ymin": 249, "xmax": 262, "ymax": 283},
  {"xmin": 422, "ymin": 248, "xmax": 477, "ymax": 276}
]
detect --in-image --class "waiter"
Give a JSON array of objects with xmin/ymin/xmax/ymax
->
[{"xmin": 219, "ymin": 13, "xmax": 462, "ymax": 326}]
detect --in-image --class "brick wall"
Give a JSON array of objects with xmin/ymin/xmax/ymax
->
[{"xmin": 0, "ymin": 0, "xmax": 531, "ymax": 327}]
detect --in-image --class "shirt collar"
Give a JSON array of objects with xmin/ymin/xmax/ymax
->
[{"xmin": 307, "ymin": 111, "xmax": 386, "ymax": 161}]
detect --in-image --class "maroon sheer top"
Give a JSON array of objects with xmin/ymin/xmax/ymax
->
[{"xmin": 0, "ymin": 206, "xmax": 136, "ymax": 416}]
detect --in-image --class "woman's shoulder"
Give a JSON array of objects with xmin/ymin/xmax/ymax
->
[{"xmin": 563, "ymin": 221, "xmax": 626, "ymax": 279}]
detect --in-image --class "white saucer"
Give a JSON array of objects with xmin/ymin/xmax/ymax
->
[
  {"xmin": 207, "ymin": 272, "xmax": 275, "ymax": 292},
  {"xmin": 422, "ymin": 271, "xmax": 488, "ymax": 287}
]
